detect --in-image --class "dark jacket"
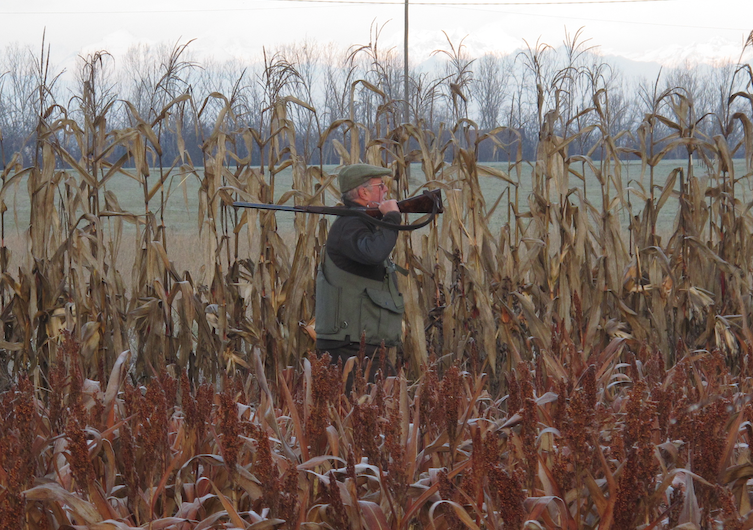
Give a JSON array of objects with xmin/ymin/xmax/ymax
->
[
  {"xmin": 326, "ymin": 209, "xmax": 401, "ymax": 280},
  {"xmin": 315, "ymin": 206, "xmax": 403, "ymax": 349}
]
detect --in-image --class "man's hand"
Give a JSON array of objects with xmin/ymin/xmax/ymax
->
[{"xmin": 378, "ymin": 199, "xmax": 399, "ymax": 215}]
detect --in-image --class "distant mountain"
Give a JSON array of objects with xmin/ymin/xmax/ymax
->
[
  {"xmin": 413, "ymin": 40, "xmax": 749, "ymax": 85},
  {"xmin": 599, "ymin": 54, "xmax": 663, "ymax": 82},
  {"xmin": 623, "ymin": 36, "xmax": 751, "ymax": 68}
]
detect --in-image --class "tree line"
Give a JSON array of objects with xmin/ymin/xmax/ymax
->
[{"xmin": 0, "ymin": 28, "xmax": 751, "ymax": 171}]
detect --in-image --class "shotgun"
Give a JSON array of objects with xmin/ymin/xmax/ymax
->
[{"xmin": 233, "ymin": 189, "xmax": 443, "ymax": 231}]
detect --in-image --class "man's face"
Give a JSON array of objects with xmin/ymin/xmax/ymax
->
[{"xmin": 361, "ymin": 177, "xmax": 387, "ymax": 205}]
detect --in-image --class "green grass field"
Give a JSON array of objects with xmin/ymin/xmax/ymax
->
[{"xmin": 0, "ymin": 158, "xmax": 746, "ymax": 273}]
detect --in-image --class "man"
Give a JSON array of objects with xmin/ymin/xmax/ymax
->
[{"xmin": 315, "ymin": 163, "xmax": 404, "ymax": 373}]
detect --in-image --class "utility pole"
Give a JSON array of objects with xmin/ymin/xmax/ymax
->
[
  {"xmin": 404, "ymin": 0, "xmax": 411, "ymax": 182},
  {"xmin": 404, "ymin": 0, "xmax": 410, "ymax": 126}
]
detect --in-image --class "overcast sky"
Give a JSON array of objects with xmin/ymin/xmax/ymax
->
[{"xmin": 2, "ymin": 0, "xmax": 751, "ymax": 73}]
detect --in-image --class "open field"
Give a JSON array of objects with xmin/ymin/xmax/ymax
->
[
  {"xmin": 3, "ymin": 158, "xmax": 749, "ymax": 234},
  {"xmin": 2, "ymin": 158, "xmax": 747, "ymax": 283}
]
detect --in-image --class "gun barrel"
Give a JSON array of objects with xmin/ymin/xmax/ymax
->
[{"xmin": 233, "ymin": 189, "xmax": 443, "ymax": 218}]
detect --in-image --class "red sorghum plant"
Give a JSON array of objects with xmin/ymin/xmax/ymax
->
[
  {"xmin": 351, "ymin": 392, "xmax": 381, "ymax": 464},
  {"xmin": 119, "ymin": 422, "xmax": 138, "ymax": 514},
  {"xmin": 218, "ymin": 386, "xmax": 245, "ymax": 473},
  {"xmin": 65, "ymin": 412, "xmax": 94, "ymax": 492},
  {"xmin": 0, "ymin": 375, "xmax": 37, "ymax": 529},
  {"xmin": 441, "ymin": 364, "xmax": 463, "ymax": 457},
  {"xmin": 278, "ymin": 462, "xmax": 301, "ymax": 529},
  {"xmin": 612, "ymin": 380, "xmax": 658, "ymax": 530},
  {"xmin": 488, "ymin": 465, "xmax": 526, "ymax": 529},
  {"xmin": 418, "ymin": 356, "xmax": 444, "ymax": 439},
  {"xmin": 139, "ymin": 380, "xmax": 169, "ymax": 488},
  {"xmin": 324, "ymin": 470, "xmax": 350, "ymax": 529},
  {"xmin": 250, "ymin": 423, "xmax": 281, "ymax": 514},
  {"xmin": 437, "ymin": 468, "xmax": 465, "ymax": 530},
  {"xmin": 47, "ymin": 349, "xmax": 67, "ymax": 435},
  {"xmin": 194, "ymin": 382, "xmax": 214, "ymax": 453},
  {"xmin": 306, "ymin": 352, "xmax": 341, "ymax": 455},
  {"xmin": 717, "ymin": 485, "xmax": 743, "ymax": 530}
]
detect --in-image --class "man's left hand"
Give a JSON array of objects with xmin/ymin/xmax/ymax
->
[{"xmin": 378, "ymin": 199, "xmax": 399, "ymax": 215}]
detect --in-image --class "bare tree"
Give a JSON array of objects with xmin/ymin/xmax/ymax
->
[
  {"xmin": 411, "ymin": 68, "xmax": 445, "ymax": 131},
  {"xmin": 0, "ymin": 42, "xmax": 62, "ymax": 163},
  {"xmin": 471, "ymin": 52, "xmax": 510, "ymax": 130}
]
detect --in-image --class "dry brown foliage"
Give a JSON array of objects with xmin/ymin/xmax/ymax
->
[
  {"xmin": 1, "ymin": 41, "xmax": 753, "ymax": 529},
  {"xmin": 1, "ymin": 343, "xmax": 753, "ymax": 528}
]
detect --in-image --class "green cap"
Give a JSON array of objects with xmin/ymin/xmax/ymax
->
[{"xmin": 338, "ymin": 164, "xmax": 391, "ymax": 193}]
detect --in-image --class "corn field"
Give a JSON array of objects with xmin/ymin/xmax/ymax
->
[{"xmin": 2, "ymin": 33, "xmax": 753, "ymax": 529}]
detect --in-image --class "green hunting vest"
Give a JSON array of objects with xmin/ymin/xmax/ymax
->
[{"xmin": 315, "ymin": 250, "xmax": 405, "ymax": 346}]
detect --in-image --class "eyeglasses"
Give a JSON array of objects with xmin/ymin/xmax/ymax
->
[{"xmin": 366, "ymin": 182, "xmax": 387, "ymax": 191}]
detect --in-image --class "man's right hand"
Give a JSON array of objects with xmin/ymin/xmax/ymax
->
[{"xmin": 378, "ymin": 199, "xmax": 399, "ymax": 215}]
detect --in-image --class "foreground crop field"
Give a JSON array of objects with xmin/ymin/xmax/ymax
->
[
  {"xmin": 3, "ymin": 332, "xmax": 752, "ymax": 529},
  {"xmin": 2, "ymin": 40, "xmax": 753, "ymax": 528}
]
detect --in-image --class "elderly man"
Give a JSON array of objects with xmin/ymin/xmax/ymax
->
[{"xmin": 315, "ymin": 164, "xmax": 404, "ymax": 374}]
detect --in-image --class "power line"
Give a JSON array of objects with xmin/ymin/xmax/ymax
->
[
  {"xmin": 0, "ymin": 0, "xmax": 669, "ymax": 15},
  {"xmin": 0, "ymin": 6, "xmax": 303, "ymax": 15},
  {"xmin": 452, "ymin": 4, "xmax": 752, "ymax": 31},
  {"xmin": 277, "ymin": 0, "xmax": 668, "ymax": 4}
]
